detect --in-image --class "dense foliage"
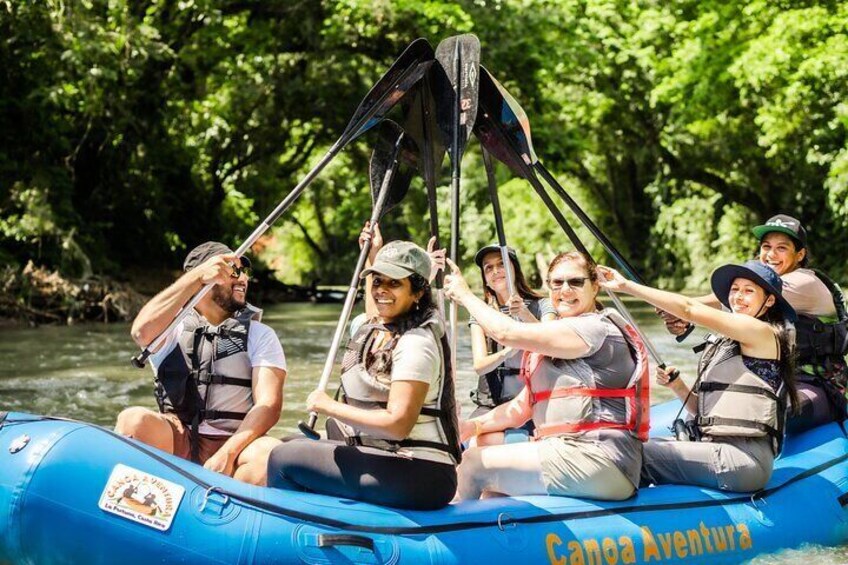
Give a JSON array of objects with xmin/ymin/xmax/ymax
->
[{"xmin": 2, "ymin": 0, "xmax": 846, "ymax": 290}]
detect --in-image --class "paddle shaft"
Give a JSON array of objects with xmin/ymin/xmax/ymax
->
[
  {"xmin": 534, "ymin": 162, "xmax": 695, "ymax": 343},
  {"xmin": 481, "ymin": 145, "xmax": 517, "ymax": 299},
  {"xmin": 447, "ymin": 41, "xmax": 464, "ymax": 381},
  {"xmin": 131, "ymin": 40, "xmax": 435, "ymax": 368},
  {"xmin": 523, "ymin": 169, "xmax": 672, "ymax": 371},
  {"xmin": 132, "ymin": 141, "xmax": 344, "ymax": 368},
  {"xmin": 300, "ymin": 136, "xmax": 403, "ymax": 436}
]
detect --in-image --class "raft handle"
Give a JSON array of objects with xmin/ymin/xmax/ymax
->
[
  {"xmin": 199, "ymin": 486, "xmax": 230, "ymax": 513},
  {"xmin": 497, "ymin": 512, "xmax": 516, "ymax": 531},
  {"xmin": 317, "ymin": 534, "xmax": 375, "ymax": 552}
]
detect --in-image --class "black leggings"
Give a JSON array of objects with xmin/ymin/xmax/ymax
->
[{"xmin": 267, "ymin": 439, "xmax": 457, "ymax": 510}]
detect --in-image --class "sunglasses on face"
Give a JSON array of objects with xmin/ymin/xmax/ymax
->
[
  {"xmin": 229, "ymin": 264, "xmax": 252, "ymax": 279},
  {"xmin": 547, "ymin": 276, "xmax": 589, "ymax": 291}
]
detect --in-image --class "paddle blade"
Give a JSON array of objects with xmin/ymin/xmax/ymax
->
[
  {"xmin": 434, "ymin": 34, "xmax": 481, "ymax": 162},
  {"xmin": 369, "ymin": 121, "xmax": 416, "ymax": 219},
  {"xmin": 401, "ymin": 68, "xmax": 447, "ymax": 192},
  {"xmin": 341, "ymin": 38, "xmax": 435, "ymax": 144},
  {"xmin": 474, "ymin": 66, "xmax": 538, "ymax": 179}
]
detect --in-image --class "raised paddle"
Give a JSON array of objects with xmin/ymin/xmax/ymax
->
[
  {"xmin": 298, "ymin": 120, "xmax": 416, "ymax": 439},
  {"xmin": 476, "ymin": 67, "xmax": 695, "ymax": 342},
  {"xmin": 402, "ymin": 64, "xmax": 448, "ymax": 286},
  {"xmin": 434, "ymin": 33, "xmax": 480, "ymax": 375},
  {"xmin": 480, "ymin": 143, "xmax": 517, "ymax": 300},
  {"xmin": 474, "ymin": 68, "xmax": 677, "ymax": 378},
  {"xmin": 131, "ymin": 39, "xmax": 433, "ymax": 368}
]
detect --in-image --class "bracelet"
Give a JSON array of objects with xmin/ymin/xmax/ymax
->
[
  {"xmin": 473, "ymin": 420, "xmax": 483, "ymax": 438},
  {"xmin": 667, "ymin": 368, "xmax": 680, "ymax": 383}
]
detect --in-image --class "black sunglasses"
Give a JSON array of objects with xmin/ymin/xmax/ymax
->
[
  {"xmin": 547, "ymin": 276, "xmax": 589, "ymax": 291},
  {"xmin": 229, "ymin": 264, "xmax": 252, "ymax": 279}
]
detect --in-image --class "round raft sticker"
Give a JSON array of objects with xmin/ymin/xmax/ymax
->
[{"xmin": 98, "ymin": 464, "xmax": 186, "ymax": 531}]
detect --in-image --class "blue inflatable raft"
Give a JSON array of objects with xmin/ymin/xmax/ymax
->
[{"xmin": 2, "ymin": 402, "xmax": 847, "ymax": 564}]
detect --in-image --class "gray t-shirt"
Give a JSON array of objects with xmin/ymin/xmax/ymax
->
[{"xmin": 544, "ymin": 313, "xmax": 642, "ymax": 487}]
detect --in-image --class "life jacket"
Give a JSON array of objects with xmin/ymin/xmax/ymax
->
[
  {"xmin": 694, "ymin": 334, "xmax": 786, "ymax": 455},
  {"xmin": 334, "ymin": 315, "xmax": 462, "ymax": 464},
  {"xmin": 472, "ymin": 299, "xmax": 548, "ymax": 408},
  {"xmin": 794, "ymin": 269, "xmax": 848, "ymax": 419},
  {"xmin": 519, "ymin": 309, "xmax": 650, "ymax": 441},
  {"xmin": 154, "ymin": 306, "xmax": 260, "ymax": 453}
]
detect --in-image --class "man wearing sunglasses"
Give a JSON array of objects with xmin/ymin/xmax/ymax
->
[{"xmin": 116, "ymin": 241, "xmax": 287, "ymax": 485}]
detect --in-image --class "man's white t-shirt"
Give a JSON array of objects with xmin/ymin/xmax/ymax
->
[{"xmin": 150, "ymin": 315, "xmax": 287, "ymax": 436}]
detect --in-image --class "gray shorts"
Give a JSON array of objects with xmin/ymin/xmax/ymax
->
[{"xmin": 641, "ymin": 436, "xmax": 774, "ymax": 492}]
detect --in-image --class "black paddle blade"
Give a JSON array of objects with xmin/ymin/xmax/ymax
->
[
  {"xmin": 434, "ymin": 34, "xmax": 481, "ymax": 162},
  {"xmin": 474, "ymin": 66, "xmax": 539, "ymax": 179},
  {"xmin": 402, "ymin": 68, "xmax": 447, "ymax": 192},
  {"xmin": 369, "ymin": 120, "xmax": 416, "ymax": 219},
  {"xmin": 341, "ymin": 38, "xmax": 435, "ymax": 144}
]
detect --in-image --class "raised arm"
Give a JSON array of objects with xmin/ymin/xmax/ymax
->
[
  {"xmin": 597, "ymin": 266, "xmax": 776, "ymax": 354},
  {"xmin": 444, "ymin": 260, "xmax": 590, "ymax": 359},
  {"xmin": 130, "ymin": 254, "xmax": 236, "ymax": 348}
]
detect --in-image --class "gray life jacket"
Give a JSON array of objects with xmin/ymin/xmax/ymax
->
[
  {"xmin": 519, "ymin": 309, "xmax": 650, "ymax": 441},
  {"xmin": 155, "ymin": 305, "xmax": 260, "ymax": 444},
  {"xmin": 472, "ymin": 300, "xmax": 543, "ymax": 408},
  {"xmin": 333, "ymin": 315, "xmax": 462, "ymax": 464},
  {"xmin": 695, "ymin": 335, "xmax": 786, "ymax": 455}
]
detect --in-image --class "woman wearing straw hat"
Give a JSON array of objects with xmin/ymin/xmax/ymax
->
[{"xmin": 599, "ymin": 260, "xmax": 799, "ymax": 492}]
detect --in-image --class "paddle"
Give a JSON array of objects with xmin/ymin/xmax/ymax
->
[
  {"xmin": 476, "ymin": 67, "xmax": 695, "ymax": 342},
  {"xmin": 474, "ymin": 67, "xmax": 677, "ymax": 377},
  {"xmin": 402, "ymin": 64, "xmax": 448, "ymax": 288},
  {"xmin": 480, "ymin": 143, "xmax": 517, "ymax": 300},
  {"xmin": 131, "ymin": 39, "xmax": 433, "ymax": 368},
  {"xmin": 434, "ymin": 33, "xmax": 480, "ymax": 375},
  {"xmin": 298, "ymin": 120, "xmax": 416, "ymax": 439}
]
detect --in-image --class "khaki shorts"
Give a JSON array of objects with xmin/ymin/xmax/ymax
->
[
  {"xmin": 163, "ymin": 413, "xmax": 229, "ymax": 464},
  {"xmin": 538, "ymin": 437, "xmax": 635, "ymax": 500}
]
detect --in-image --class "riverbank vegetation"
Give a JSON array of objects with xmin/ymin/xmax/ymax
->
[{"xmin": 2, "ymin": 1, "xmax": 846, "ymax": 322}]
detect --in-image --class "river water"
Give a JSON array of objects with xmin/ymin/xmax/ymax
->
[{"xmin": 0, "ymin": 300, "xmax": 845, "ymax": 563}]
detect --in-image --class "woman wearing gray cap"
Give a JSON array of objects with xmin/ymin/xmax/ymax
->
[
  {"xmin": 600, "ymin": 260, "xmax": 799, "ymax": 491},
  {"xmin": 267, "ymin": 241, "xmax": 462, "ymax": 510},
  {"xmin": 468, "ymin": 245, "xmax": 556, "ymax": 444}
]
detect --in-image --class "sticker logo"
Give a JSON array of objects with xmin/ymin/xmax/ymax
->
[{"xmin": 99, "ymin": 464, "xmax": 185, "ymax": 531}]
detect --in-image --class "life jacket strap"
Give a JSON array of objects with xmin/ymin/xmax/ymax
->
[
  {"xmin": 531, "ymin": 387, "xmax": 636, "ymax": 403},
  {"xmin": 535, "ymin": 420, "xmax": 633, "ymax": 438},
  {"xmin": 696, "ymin": 416, "xmax": 781, "ymax": 441},
  {"xmin": 697, "ymin": 381, "xmax": 782, "ymax": 403},
  {"xmin": 351, "ymin": 436, "xmax": 457, "ymax": 455},
  {"xmin": 198, "ymin": 373, "xmax": 253, "ymax": 387},
  {"xmin": 200, "ymin": 409, "xmax": 248, "ymax": 421}
]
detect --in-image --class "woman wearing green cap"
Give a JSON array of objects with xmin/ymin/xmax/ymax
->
[
  {"xmin": 601, "ymin": 260, "xmax": 799, "ymax": 491},
  {"xmin": 661, "ymin": 214, "xmax": 847, "ymax": 433},
  {"xmin": 267, "ymin": 239, "xmax": 462, "ymax": 510},
  {"xmin": 468, "ymin": 245, "xmax": 556, "ymax": 444}
]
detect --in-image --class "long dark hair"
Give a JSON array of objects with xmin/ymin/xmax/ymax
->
[
  {"xmin": 479, "ymin": 251, "xmax": 544, "ymax": 306},
  {"xmin": 762, "ymin": 305, "xmax": 800, "ymax": 414},
  {"xmin": 367, "ymin": 273, "xmax": 438, "ymax": 375}
]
